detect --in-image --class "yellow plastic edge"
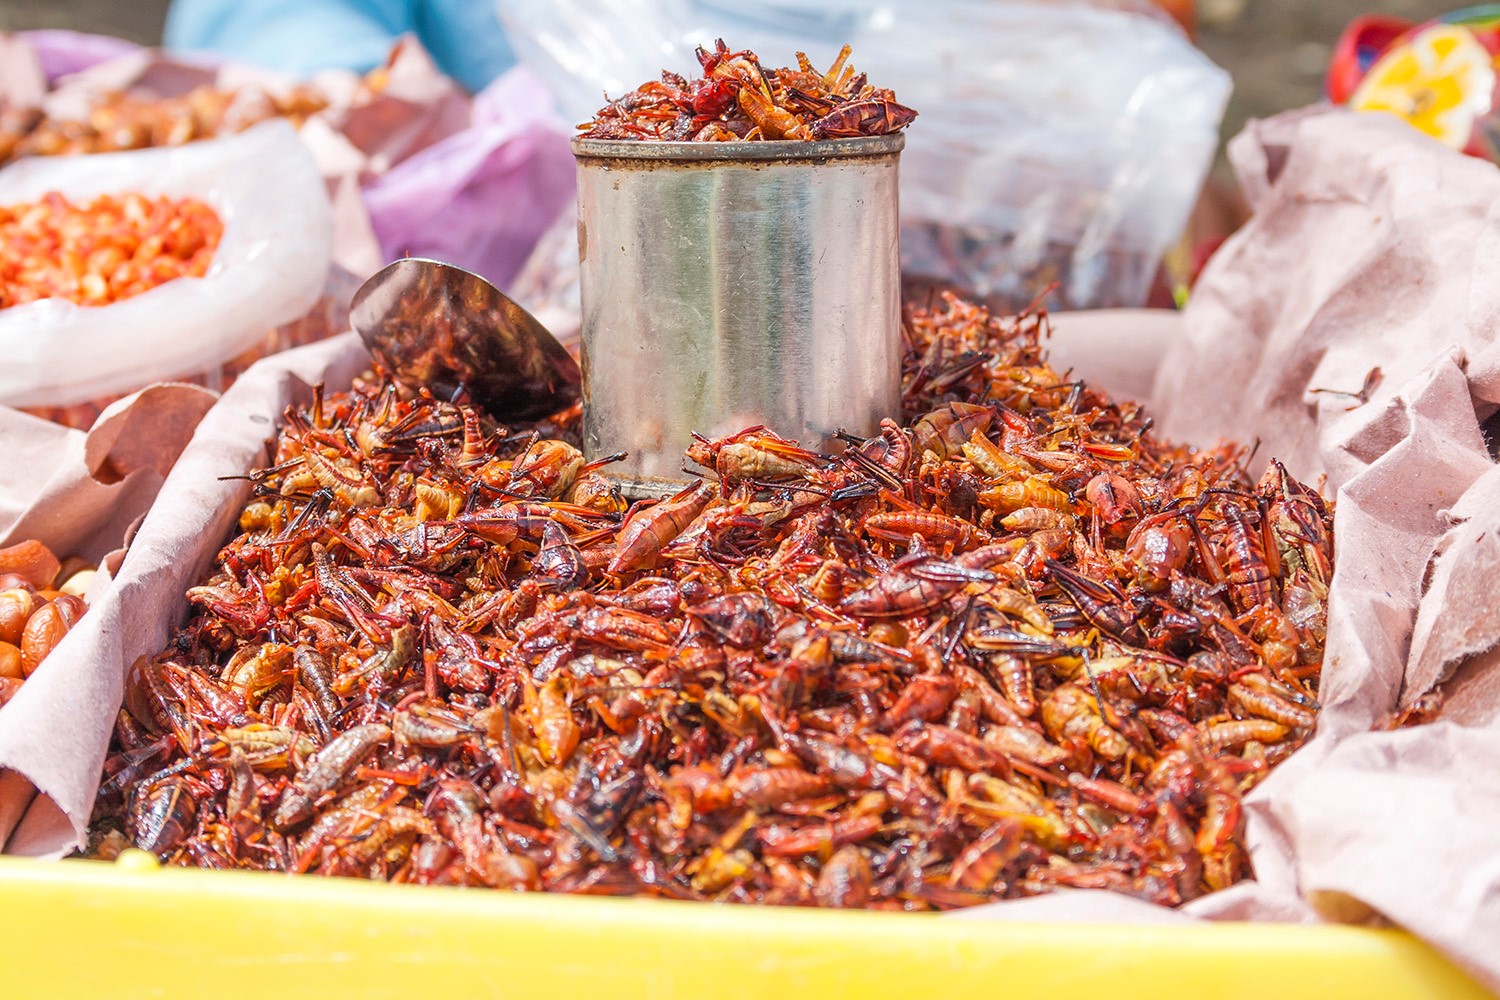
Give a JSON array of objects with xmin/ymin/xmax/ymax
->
[{"xmin": 0, "ymin": 856, "xmax": 1487, "ymax": 1000}]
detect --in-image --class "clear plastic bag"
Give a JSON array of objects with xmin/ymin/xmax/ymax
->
[
  {"xmin": 501, "ymin": 0, "xmax": 1229, "ymax": 310},
  {"xmin": 0, "ymin": 119, "xmax": 332, "ymax": 410}
]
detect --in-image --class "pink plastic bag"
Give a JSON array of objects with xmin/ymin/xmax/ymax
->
[
  {"xmin": 18, "ymin": 29, "xmax": 140, "ymax": 84},
  {"xmin": 360, "ymin": 66, "xmax": 575, "ymax": 290}
]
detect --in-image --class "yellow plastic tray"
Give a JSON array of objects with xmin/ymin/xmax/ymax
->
[{"xmin": 0, "ymin": 852, "xmax": 1487, "ymax": 1000}]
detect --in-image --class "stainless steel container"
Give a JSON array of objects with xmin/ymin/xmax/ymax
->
[{"xmin": 573, "ymin": 135, "xmax": 903, "ymax": 495}]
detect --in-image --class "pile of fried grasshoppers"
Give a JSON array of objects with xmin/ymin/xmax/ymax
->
[{"xmin": 94, "ymin": 292, "xmax": 1331, "ymax": 910}]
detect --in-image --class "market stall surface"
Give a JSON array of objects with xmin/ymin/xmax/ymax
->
[{"xmin": 1, "ymin": 852, "xmax": 1488, "ymax": 1000}]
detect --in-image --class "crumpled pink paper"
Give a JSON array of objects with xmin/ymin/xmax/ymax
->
[
  {"xmin": 16, "ymin": 29, "xmax": 140, "ymax": 83},
  {"xmin": 1045, "ymin": 107, "xmax": 1500, "ymax": 993},
  {"xmin": 0, "ymin": 383, "xmax": 217, "ymax": 848},
  {"xmin": 0, "ymin": 341, "xmax": 361, "ymax": 856},
  {"xmin": 0, "ymin": 34, "xmax": 46, "ymax": 109}
]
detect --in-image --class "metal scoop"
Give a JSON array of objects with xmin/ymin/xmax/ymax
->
[{"xmin": 349, "ymin": 257, "xmax": 581, "ymax": 422}]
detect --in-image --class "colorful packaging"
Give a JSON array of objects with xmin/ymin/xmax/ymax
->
[{"xmin": 1330, "ymin": 6, "xmax": 1500, "ymax": 160}]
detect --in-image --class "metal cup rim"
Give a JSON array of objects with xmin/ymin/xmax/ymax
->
[{"xmin": 570, "ymin": 133, "xmax": 905, "ymax": 162}]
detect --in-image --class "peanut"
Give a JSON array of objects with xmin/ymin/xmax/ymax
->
[
  {"xmin": 0, "ymin": 573, "xmax": 32, "ymax": 592},
  {"xmin": 55, "ymin": 556, "xmax": 93, "ymax": 586},
  {"xmin": 0, "ymin": 641, "xmax": 22, "ymax": 679},
  {"xmin": 51, "ymin": 593, "xmax": 87, "ymax": 627},
  {"xmin": 20, "ymin": 601, "xmax": 71, "ymax": 676},
  {"xmin": 59, "ymin": 569, "xmax": 97, "ymax": 598},
  {"xmin": 0, "ymin": 588, "xmax": 35, "ymax": 645},
  {"xmin": 0, "ymin": 540, "xmax": 60, "ymax": 590}
]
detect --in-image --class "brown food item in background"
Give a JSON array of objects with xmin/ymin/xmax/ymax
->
[
  {"xmin": 0, "ymin": 106, "xmax": 42, "ymax": 164},
  {"xmin": 0, "ymin": 84, "xmax": 329, "ymax": 168}
]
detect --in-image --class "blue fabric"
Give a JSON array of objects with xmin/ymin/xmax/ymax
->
[{"xmin": 164, "ymin": 0, "xmax": 517, "ymax": 93}]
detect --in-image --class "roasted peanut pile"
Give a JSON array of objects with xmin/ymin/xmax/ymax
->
[
  {"xmin": 579, "ymin": 40, "xmax": 916, "ymax": 141},
  {"xmin": 0, "ymin": 192, "xmax": 223, "ymax": 309},
  {"xmin": 0, "ymin": 540, "xmax": 93, "ymax": 705},
  {"xmin": 0, "ymin": 84, "xmax": 329, "ymax": 167},
  {"xmin": 94, "ymin": 295, "xmax": 1332, "ymax": 909}
]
